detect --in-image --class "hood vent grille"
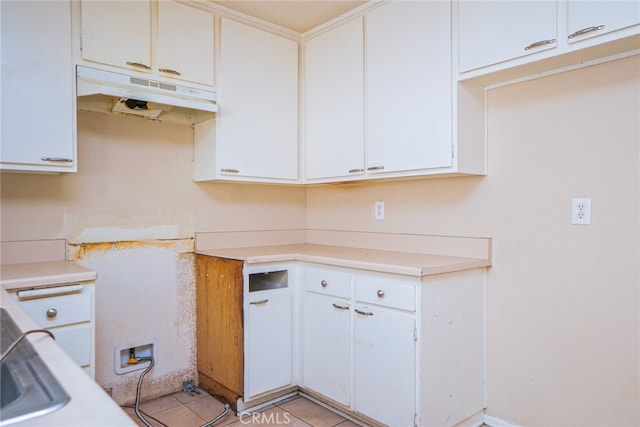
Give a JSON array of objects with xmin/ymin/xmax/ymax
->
[{"xmin": 129, "ymin": 76, "xmax": 178, "ymax": 93}]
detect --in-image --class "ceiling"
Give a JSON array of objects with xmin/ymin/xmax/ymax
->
[{"xmin": 208, "ymin": 1, "xmax": 369, "ymax": 33}]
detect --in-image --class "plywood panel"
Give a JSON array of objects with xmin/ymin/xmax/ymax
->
[{"xmin": 196, "ymin": 255, "xmax": 244, "ymax": 404}]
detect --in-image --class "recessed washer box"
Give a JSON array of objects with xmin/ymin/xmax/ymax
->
[{"xmin": 114, "ymin": 339, "xmax": 158, "ymax": 375}]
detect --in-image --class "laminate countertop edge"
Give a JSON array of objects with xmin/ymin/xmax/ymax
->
[
  {"xmin": 195, "ymin": 243, "xmax": 491, "ymax": 277},
  {"xmin": 1, "ymin": 261, "xmax": 97, "ymax": 290}
]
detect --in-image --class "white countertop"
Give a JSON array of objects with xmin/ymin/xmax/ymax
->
[
  {"xmin": 0, "ymin": 261, "xmax": 135, "ymax": 426},
  {"xmin": 1, "ymin": 261, "xmax": 97, "ymax": 290},
  {"xmin": 196, "ymin": 243, "xmax": 491, "ymax": 276}
]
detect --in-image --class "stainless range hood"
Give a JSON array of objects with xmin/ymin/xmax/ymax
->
[{"xmin": 76, "ymin": 65, "xmax": 217, "ymax": 125}]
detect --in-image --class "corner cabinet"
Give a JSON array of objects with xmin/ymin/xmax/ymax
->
[
  {"xmin": 303, "ymin": 1, "xmax": 486, "ymax": 183},
  {"xmin": 194, "ymin": 18, "xmax": 299, "ymax": 184},
  {"xmin": 365, "ymin": 1, "xmax": 454, "ymax": 177},
  {"xmin": 0, "ymin": 0, "xmax": 76, "ymax": 173},
  {"xmin": 80, "ymin": 0, "xmax": 215, "ymax": 87},
  {"xmin": 303, "ymin": 18, "xmax": 365, "ymax": 181},
  {"xmin": 196, "ymin": 255, "xmax": 295, "ymax": 410}
]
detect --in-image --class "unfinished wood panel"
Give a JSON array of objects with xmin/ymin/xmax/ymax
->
[{"xmin": 196, "ymin": 255, "xmax": 244, "ymax": 405}]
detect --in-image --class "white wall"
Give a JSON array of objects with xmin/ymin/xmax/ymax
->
[{"xmin": 307, "ymin": 56, "xmax": 640, "ymax": 425}]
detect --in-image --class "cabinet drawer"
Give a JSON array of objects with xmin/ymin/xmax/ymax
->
[
  {"xmin": 51, "ymin": 323, "xmax": 92, "ymax": 367},
  {"xmin": 303, "ymin": 265, "xmax": 351, "ymax": 298},
  {"xmin": 354, "ymin": 274, "xmax": 416, "ymax": 311},
  {"xmin": 16, "ymin": 289, "xmax": 91, "ymax": 328}
]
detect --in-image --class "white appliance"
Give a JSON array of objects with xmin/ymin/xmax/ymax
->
[{"xmin": 76, "ymin": 65, "xmax": 217, "ymax": 124}]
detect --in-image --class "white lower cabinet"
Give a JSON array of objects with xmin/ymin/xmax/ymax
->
[
  {"xmin": 246, "ymin": 289, "xmax": 292, "ymax": 399},
  {"xmin": 8, "ymin": 282, "xmax": 96, "ymax": 378},
  {"xmin": 245, "ymin": 266, "xmax": 294, "ymax": 400},
  {"xmin": 353, "ymin": 303, "xmax": 416, "ymax": 426},
  {"xmin": 300, "ymin": 263, "xmax": 485, "ymax": 427},
  {"xmin": 303, "ymin": 292, "xmax": 351, "ymax": 406},
  {"xmin": 302, "ymin": 264, "xmax": 352, "ymax": 406}
]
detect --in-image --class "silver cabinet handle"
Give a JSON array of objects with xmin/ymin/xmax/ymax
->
[
  {"xmin": 376, "ymin": 290, "xmax": 385, "ymax": 298},
  {"xmin": 524, "ymin": 39, "xmax": 556, "ymax": 50},
  {"xmin": 126, "ymin": 61, "xmax": 151, "ymax": 70},
  {"xmin": 220, "ymin": 168, "xmax": 239, "ymax": 173},
  {"xmin": 355, "ymin": 308, "xmax": 373, "ymax": 316},
  {"xmin": 17, "ymin": 284, "xmax": 82, "ymax": 300},
  {"xmin": 568, "ymin": 25, "xmax": 605, "ymax": 39},
  {"xmin": 367, "ymin": 165, "xmax": 384, "ymax": 171},
  {"xmin": 41, "ymin": 157, "xmax": 72, "ymax": 162},
  {"xmin": 332, "ymin": 303, "xmax": 349, "ymax": 310},
  {"xmin": 250, "ymin": 299, "xmax": 269, "ymax": 305},
  {"xmin": 46, "ymin": 308, "xmax": 58, "ymax": 318},
  {"xmin": 158, "ymin": 68, "xmax": 182, "ymax": 76},
  {"xmin": 348, "ymin": 168, "xmax": 364, "ymax": 174},
  {"xmin": 320, "ymin": 280, "xmax": 327, "ymax": 288}
]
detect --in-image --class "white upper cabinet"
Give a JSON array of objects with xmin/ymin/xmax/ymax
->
[
  {"xmin": 80, "ymin": 1, "xmax": 151, "ymax": 73},
  {"xmin": 302, "ymin": 1, "xmax": 468, "ymax": 183},
  {"xmin": 156, "ymin": 1, "xmax": 215, "ymax": 86},
  {"xmin": 1, "ymin": 0, "xmax": 76, "ymax": 172},
  {"xmin": 567, "ymin": 1, "xmax": 640, "ymax": 43},
  {"xmin": 80, "ymin": 0, "xmax": 214, "ymax": 87},
  {"xmin": 195, "ymin": 18, "xmax": 298, "ymax": 183},
  {"xmin": 304, "ymin": 18, "xmax": 365, "ymax": 181},
  {"xmin": 365, "ymin": 1, "xmax": 453, "ymax": 175},
  {"xmin": 456, "ymin": 0, "xmax": 639, "ymax": 80},
  {"xmin": 457, "ymin": 1, "xmax": 557, "ymax": 73}
]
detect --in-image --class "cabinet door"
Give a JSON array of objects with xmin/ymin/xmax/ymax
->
[
  {"xmin": 218, "ymin": 18, "xmax": 298, "ymax": 181},
  {"xmin": 366, "ymin": 1, "xmax": 453, "ymax": 175},
  {"xmin": 246, "ymin": 291, "xmax": 292, "ymax": 399},
  {"xmin": 354, "ymin": 305, "xmax": 415, "ymax": 426},
  {"xmin": 304, "ymin": 18, "xmax": 364, "ymax": 180},
  {"xmin": 303, "ymin": 292, "xmax": 351, "ymax": 406},
  {"xmin": 81, "ymin": 0, "xmax": 151, "ymax": 72},
  {"xmin": 157, "ymin": 1, "xmax": 214, "ymax": 86},
  {"xmin": 1, "ymin": 0, "xmax": 75, "ymax": 172},
  {"xmin": 458, "ymin": 1, "xmax": 557, "ymax": 72},
  {"xmin": 567, "ymin": 1, "xmax": 640, "ymax": 43}
]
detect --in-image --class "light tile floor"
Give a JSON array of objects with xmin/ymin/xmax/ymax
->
[{"xmin": 123, "ymin": 390, "xmax": 363, "ymax": 427}]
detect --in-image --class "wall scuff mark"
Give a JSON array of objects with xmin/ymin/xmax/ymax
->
[
  {"xmin": 67, "ymin": 238, "xmax": 194, "ymax": 261},
  {"xmin": 68, "ymin": 237, "xmax": 197, "ymax": 405}
]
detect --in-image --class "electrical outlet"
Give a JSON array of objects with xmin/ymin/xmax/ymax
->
[
  {"xmin": 571, "ymin": 198, "xmax": 591, "ymax": 225},
  {"xmin": 374, "ymin": 201, "xmax": 384, "ymax": 220}
]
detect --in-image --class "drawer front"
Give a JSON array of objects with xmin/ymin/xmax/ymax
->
[
  {"xmin": 303, "ymin": 265, "xmax": 351, "ymax": 298},
  {"xmin": 51, "ymin": 323, "xmax": 92, "ymax": 367},
  {"xmin": 354, "ymin": 273, "xmax": 416, "ymax": 311},
  {"xmin": 17, "ymin": 289, "xmax": 91, "ymax": 328}
]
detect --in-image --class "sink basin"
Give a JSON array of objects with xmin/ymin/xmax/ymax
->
[{"xmin": 0, "ymin": 308, "xmax": 70, "ymax": 426}]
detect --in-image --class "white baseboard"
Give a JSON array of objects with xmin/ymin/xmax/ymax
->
[
  {"xmin": 483, "ymin": 413, "xmax": 520, "ymax": 427},
  {"xmin": 453, "ymin": 410, "xmax": 485, "ymax": 427}
]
